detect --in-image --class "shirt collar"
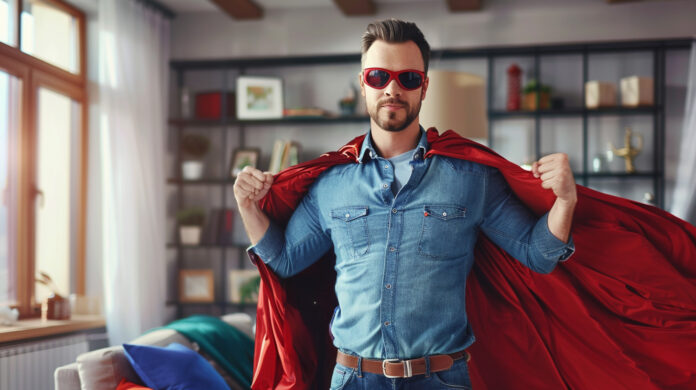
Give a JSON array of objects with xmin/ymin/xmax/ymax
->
[{"xmin": 358, "ymin": 125, "xmax": 429, "ymax": 163}]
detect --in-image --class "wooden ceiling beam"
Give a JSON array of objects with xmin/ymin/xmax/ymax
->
[
  {"xmin": 210, "ymin": 0, "xmax": 263, "ymax": 20},
  {"xmin": 333, "ymin": 0, "xmax": 376, "ymax": 16},
  {"xmin": 447, "ymin": 0, "xmax": 482, "ymax": 12}
]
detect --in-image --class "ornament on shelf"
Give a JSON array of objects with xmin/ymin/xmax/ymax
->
[
  {"xmin": 643, "ymin": 192, "xmax": 655, "ymax": 205},
  {"xmin": 610, "ymin": 127, "xmax": 643, "ymax": 173},
  {"xmin": 338, "ymin": 84, "xmax": 358, "ymax": 116},
  {"xmin": 592, "ymin": 153, "xmax": 606, "ymax": 173},
  {"xmin": 506, "ymin": 64, "xmax": 521, "ymax": 111}
]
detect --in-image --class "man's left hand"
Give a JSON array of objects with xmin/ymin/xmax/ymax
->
[{"xmin": 532, "ymin": 153, "xmax": 577, "ymax": 204}]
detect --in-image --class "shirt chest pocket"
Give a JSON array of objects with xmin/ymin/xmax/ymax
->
[
  {"xmin": 331, "ymin": 207, "xmax": 370, "ymax": 259},
  {"xmin": 418, "ymin": 205, "xmax": 468, "ymax": 259}
]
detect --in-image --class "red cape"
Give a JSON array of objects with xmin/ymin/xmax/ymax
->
[{"xmin": 248, "ymin": 128, "xmax": 696, "ymax": 390}]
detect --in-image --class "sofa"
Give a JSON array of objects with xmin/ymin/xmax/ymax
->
[{"xmin": 54, "ymin": 313, "xmax": 255, "ymax": 390}]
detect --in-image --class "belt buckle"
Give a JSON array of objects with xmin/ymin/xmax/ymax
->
[{"xmin": 382, "ymin": 358, "xmax": 413, "ymax": 378}]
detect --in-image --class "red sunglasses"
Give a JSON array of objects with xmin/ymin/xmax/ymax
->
[{"xmin": 363, "ymin": 68, "xmax": 426, "ymax": 91}]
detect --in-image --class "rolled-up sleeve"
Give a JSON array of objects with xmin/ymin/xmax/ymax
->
[
  {"xmin": 481, "ymin": 168, "xmax": 575, "ymax": 274},
  {"xmin": 248, "ymin": 188, "xmax": 332, "ymax": 278}
]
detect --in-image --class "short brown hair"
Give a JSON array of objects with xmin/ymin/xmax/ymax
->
[{"xmin": 361, "ymin": 19, "xmax": 431, "ymax": 74}]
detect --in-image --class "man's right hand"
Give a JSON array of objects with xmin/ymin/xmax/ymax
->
[{"xmin": 233, "ymin": 166, "xmax": 274, "ymax": 210}]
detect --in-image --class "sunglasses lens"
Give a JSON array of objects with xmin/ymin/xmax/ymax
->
[
  {"xmin": 365, "ymin": 69, "xmax": 390, "ymax": 88},
  {"xmin": 398, "ymin": 71, "xmax": 423, "ymax": 90}
]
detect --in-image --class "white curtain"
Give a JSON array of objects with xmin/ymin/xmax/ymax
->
[
  {"xmin": 98, "ymin": 0, "xmax": 170, "ymax": 345},
  {"xmin": 671, "ymin": 41, "xmax": 696, "ymax": 224}
]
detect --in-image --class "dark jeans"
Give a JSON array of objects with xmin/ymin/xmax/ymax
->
[{"xmin": 329, "ymin": 355, "xmax": 472, "ymax": 390}]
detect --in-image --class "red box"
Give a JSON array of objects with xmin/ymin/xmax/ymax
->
[{"xmin": 195, "ymin": 91, "xmax": 236, "ymax": 119}]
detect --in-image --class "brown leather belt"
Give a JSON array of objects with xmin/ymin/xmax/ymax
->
[{"xmin": 336, "ymin": 349, "xmax": 471, "ymax": 378}]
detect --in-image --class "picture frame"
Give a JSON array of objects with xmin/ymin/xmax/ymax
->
[
  {"xmin": 230, "ymin": 147, "xmax": 260, "ymax": 177},
  {"xmin": 236, "ymin": 76, "xmax": 284, "ymax": 119},
  {"xmin": 228, "ymin": 269, "xmax": 260, "ymax": 303},
  {"xmin": 179, "ymin": 269, "xmax": 215, "ymax": 302}
]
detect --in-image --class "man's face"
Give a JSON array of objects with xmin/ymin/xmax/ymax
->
[{"xmin": 359, "ymin": 40, "xmax": 429, "ymax": 132}]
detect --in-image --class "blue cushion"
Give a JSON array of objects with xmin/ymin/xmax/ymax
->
[{"xmin": 123, "ymin": 343, "xmax": 230, "ymax": 390}]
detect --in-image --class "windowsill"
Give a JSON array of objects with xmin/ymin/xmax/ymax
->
[{"xmin": 0, "ymin": 314, "xmax": 105, "ymax": 344}]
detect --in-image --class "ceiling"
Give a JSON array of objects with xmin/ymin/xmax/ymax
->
[{"xmin": 156, "ymin": 0, "xmax": 436, "ymax": 14}]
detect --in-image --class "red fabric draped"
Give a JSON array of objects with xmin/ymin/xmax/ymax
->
[{"xmin": 249, "ymin": 128, "xmax": 696, "ymax": 390}]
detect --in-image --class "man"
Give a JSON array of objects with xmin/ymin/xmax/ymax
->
[{"xmin": 234, "ymin": 19, "xmax": 577, "ymax": 389}]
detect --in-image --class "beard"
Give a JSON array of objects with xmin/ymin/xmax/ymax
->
[{"xmin": 367, "ymin": 97, "xmax": 421, "ymax": 132}]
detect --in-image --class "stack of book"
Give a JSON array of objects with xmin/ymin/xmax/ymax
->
[
  {"xmin": 283, "ymin": 107, "xmax": 329, "ymax": 117},
  {"xmin": 200, "ymin": 208, "xmax": 235, "ymax": 245},
  {"xmin": 268, "ymin": 139, "xmax": 300, "ymax": 174}
]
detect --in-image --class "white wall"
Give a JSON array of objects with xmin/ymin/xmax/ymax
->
[{"xmin": 171, "ymin": 0, "xmax": 696, "ymax": 59}]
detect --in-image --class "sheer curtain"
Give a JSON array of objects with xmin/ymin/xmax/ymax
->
[
  {"xmin": 99, "ymin": 0, "xmax": 170, "ymax": 345},
  {"xmin": 671, "ymin": 41, "xmax": 696, "ymax": 224}
]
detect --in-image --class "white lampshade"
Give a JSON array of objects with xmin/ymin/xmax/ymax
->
[{"xmin": 419, "ymin": 70, "xmax": 488, "ymax": 140}]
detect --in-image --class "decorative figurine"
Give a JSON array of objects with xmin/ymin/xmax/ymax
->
[
  {"xmin": 610, "ymin": 127, "xmax": 643, "ymax": 173},
  {"xmin": 339, "ymin": 84, "xmax": 357, "ymax": 116}
]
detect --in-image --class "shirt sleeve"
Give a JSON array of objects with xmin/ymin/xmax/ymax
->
[
  {"xmin": 479, "ymin": 168, "xmax": 575, "ymax": 274},
  {"xmin": 248, "ymin": 186, "xmax": 333, "ymax": 278}
]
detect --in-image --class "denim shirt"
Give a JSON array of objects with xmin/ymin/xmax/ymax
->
[{"xmin": 251, "ymin": 128, "xmax": 575, "ymax": 360}]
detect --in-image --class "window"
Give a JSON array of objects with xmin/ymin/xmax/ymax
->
[
  {"xmin": 21, "ymin": 0, "xmax": 79, "ymax": 73},
  {"xmin": 0, "ymin": 70, "xmax": 21, "ymax": 307},
  {"xmin": 0, "ymin": 0, "xmax": 17, "ymax": 46},
  {"xmin": 0, "ymin": 0, "xmax": 86, "ymax": 318}
]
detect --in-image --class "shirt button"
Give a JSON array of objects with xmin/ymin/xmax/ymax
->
[
  {"xmin": 384, "ymin": 321, "xmax": 390, "ymax": 326},
  {"xmin": 345, "ymin": 213, "xmax": 350, "ymax": 218},
  {"xmin": 383, "ymin": 183, "xmax": 389, "ymax": 189},
  {"xmin": 442, "ymin": 212, "xmax": 447, "ymax": 217},
  {"xmin": 384, "ymin": 164, "xmax": 390, "ymax": 169},
  {"xmin": 385, "ymin": 284, "xmax": 392, "ymax": 289},
  {"xmin": 389, "ymin": 247, "xmax": 396, "ymax": 252},
  {"xmin": 392, "ymin": 208, "xmax": 397, "ymax": 214}
]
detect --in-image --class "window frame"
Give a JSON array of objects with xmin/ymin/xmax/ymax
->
[{"xmin": 0, "ymin": 0, "xmax": 87, "ymax": 318}]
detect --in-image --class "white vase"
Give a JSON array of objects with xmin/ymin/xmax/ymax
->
[
  {"xmin": 181, "ymin": 161, "xmax": 204, "ymax": 180},
  {"xmin": 180, "ymin": 226, "xmax": 202, "ymax": 245}
]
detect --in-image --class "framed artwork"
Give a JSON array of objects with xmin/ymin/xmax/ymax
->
[
  {"xmin": 230, "ymin": 148, "xmax": 260, "ymax": 177},
  {"xmin": 179, "ymin": 270, "xmax": 214, "ymax": 302},
  {"xmin": 229, "ymin": 269, "xmax": 260, "ymax": 303},
  {"xmin": 236, "ymin": 76, "xmax": 283, "ymax": 119}
]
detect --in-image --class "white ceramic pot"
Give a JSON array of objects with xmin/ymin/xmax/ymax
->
[
  {"xmin": 180, "ymin": 226, "xmax": 202, "ymax": 245},
  {"xmin": 182, "ymin": 161, "xmax": 204, "ymax": 180}
]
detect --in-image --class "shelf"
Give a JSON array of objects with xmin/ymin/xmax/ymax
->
[
  {"xmin": 169, "ymin": 115, "xmax": 371, "ymax": 127},
  {"xmin": 584, "ymin": 172, "xmax": 656, "ymax": 178},
  {"xmin": 168, "ymin": 178, "xmax": 233, "ymax": 185},
  {"xmin": 489, "ymin": 106, "xmax": 657, "ymax": 119},
  {"xmin": 490, "ymin": 108, "xmax": 584, "ymax": 118},
  {"xmin": 585, "ymin": 106, "xmax": 658, "ymax": 116},
  {"xmin": 167, "ymin": 243, "xmax": 250, "ymax": 250}
]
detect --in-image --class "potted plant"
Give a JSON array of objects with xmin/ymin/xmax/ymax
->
[
  {"xmin": 522, "ymin": 79, "xmax": 552, "ymax": 110},
  {"xmin": 239, "ymin": 274, "xmax": 261, "ymax": 303},
  {"xmin": 176, "ymin": 207, "xmax": 206, "ymax": 245},
  {"xmin": 180, "ymin": 134, "xmax": 210, "ymax": 180}
]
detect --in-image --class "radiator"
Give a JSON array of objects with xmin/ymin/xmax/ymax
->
[{"xmin": 0, "ymin": 334, "xmax": 92, "ymax": 390}]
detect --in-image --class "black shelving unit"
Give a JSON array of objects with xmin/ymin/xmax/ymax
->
[
  {"xmin": 482, "ymin": 38, "xmax": 692, "ymax": 209},
  {"xmin": 167, "ymin": 37, "xmax": 692, "ymax": 318}
]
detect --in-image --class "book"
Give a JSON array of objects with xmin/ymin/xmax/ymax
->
[
  {"xmin": 283, "ymin": 107, "xmax": 328, "ymax": 117},
  {"xmin": 269, "ymin": 139, "xmax": 301, "ymax": 174},
  {"xmin": 268, "ymin": 139, "xmax": 286, "ymax": 174},
  {"xmin": 217, "ymin": 209, "xmax": 235, "ymax": 245},
  {"xmin": 201, "ymin": 209, "xmax": 220, "ymax": 245}
]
